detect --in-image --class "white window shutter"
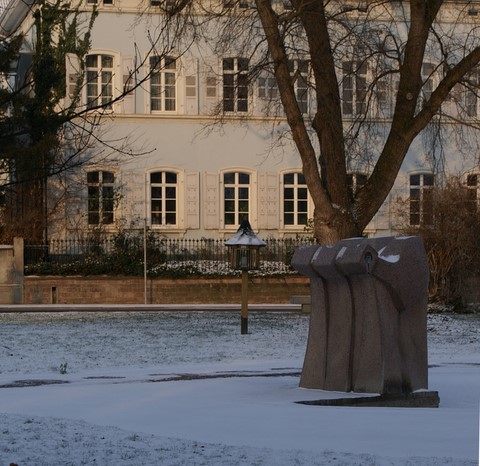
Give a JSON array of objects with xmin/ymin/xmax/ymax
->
[
  {"xmin": 202, "ymin": 58, "xmax": 220, "ymax": 115},
  {"xmin": 204, "ymin": 172, "xmax": 219, "ymax": 229},
  {"xmin": 121, "ymin": 56, "xmax": 135, "ymax": 114},
  {"xmin": 185, "ymin": 172, "xmax": 200, "ymax": 229},
  {"xmin": 258, "ymin": 172, "xmax": 279, "ymax": 229},
  {"xmin": 65, "ymin": 53, "xmax": 81, "ymax": 108},
  {"xmin": 183, "ymin": 57, "xmax": 199, "ymax": 115}
]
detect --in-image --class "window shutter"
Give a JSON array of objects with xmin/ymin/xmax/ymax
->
[
  {"xmin": 185, "ymin": 172, "xmax": 200, "ymax": 229},
  {"xmin": 183, "ymin": 57, "xmax": 199, "ymax": 115},
  {"xmin": 204, "ymin": 172, "xmax": 219, "ymax": 229},
  {"xmin": 121, "ymin": 56, "xmax": 135, "ymax": 114},
  {"xmin": 65, "ymin": 53, "xmax": 81, "ymax": 108},
  {"xmin": 258, "ymin": 172, "xmax": 279, "ymax": 229},
  {"xmin": 202, "ymin": 58, "xmax": 220, "ymax": 115}
]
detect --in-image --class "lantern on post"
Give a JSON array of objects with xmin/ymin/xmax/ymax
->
[{"xmin": 225, "ymin": 220, "xmax": 266, "ymax": 334}]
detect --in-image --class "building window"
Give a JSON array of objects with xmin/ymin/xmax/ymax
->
[
  {"xmin": 86, "ymin": 54, "xmax": 114, "ymax": 109},
  {"xmin": 258, "ymin": 74, "xmax": 278, "ymax": 100},
  {"xmin": 409, "ymin": 173, "xmax": 434, "ymax": 226},
  {"xmin": 466, "ymin": 173, "xmax": 480, "ymax": 212},
  {"xmin": 421, "ymin": 62, "xmax": 435, "ymax": 106},
  {"xmin": 151, "ymin": 171, "xmax": 177, "ymax": 226},
  {"xmin": 224, "ymin": 0, "xmax": 250, "ymax": 9},
  {"xmin": 465, "ymin": 66, "xmax": 480, "ymax": 118},
  {"xmin": 346, "ymin": 172, "xmax": 368, "ymax": 202},
  {"xmin": 224, "ymin": 172, "xmax": 250, "ymax": 226},
  {"xmin": 283, "ymin": 172, "xmax": 308, "ymax": 227},
  {"xmin": 288, "ymin": 59, "xmax": 309, "ymax": 114},
  {"xmin": 342, "ymin": 60, "xmax": 367, "ymax": 116},
  {"xmin": 87, "ymin": 171, "xmax": 115, "ymax": 225},
  {"xmin": 150, "ymin": 56, "xmax": 177, "ymax": 112},
  {"xmin": 223, "ymin": 57, "xmax": 249, "ymax": 113}
]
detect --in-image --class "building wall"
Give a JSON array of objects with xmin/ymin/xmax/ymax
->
[{"xmin": 3, "ymin": 1, "xmax": 480, "ymax": 242}]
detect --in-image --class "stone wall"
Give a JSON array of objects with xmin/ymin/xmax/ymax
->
[{"xmin": 23, "ymin": 275, "xmax": 310, "ymax": 305}]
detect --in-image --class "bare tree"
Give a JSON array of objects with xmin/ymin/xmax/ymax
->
[{"xmin": 199, "ymin": 0, "xmax": 480, "ymax": 243}]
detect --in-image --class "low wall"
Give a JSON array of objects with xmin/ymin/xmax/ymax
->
[{"xmin": 23, "ymin": 275, "xmax": 310, "ymax": 305}]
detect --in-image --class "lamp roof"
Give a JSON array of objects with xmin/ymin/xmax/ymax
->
[{"xmin": 224, "ymin": 220, "xmax": 266, "ymax": 247}]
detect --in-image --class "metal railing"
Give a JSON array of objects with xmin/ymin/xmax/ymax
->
[{"xmin": 24, "ymin": 236, "xmax": 317, "ymax": 269}]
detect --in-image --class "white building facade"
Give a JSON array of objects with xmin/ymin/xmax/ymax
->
[{"xmin": 1, "ymin": 0, "xmax": 480, "ymax": 240}]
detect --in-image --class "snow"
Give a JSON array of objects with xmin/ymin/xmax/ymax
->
[
  {"xmin": 378, "ymin": 246, "xmax": 400, "ymax": 263},
  {"xmin": 0, "ymin": 311, "xmax": 479, "ymax": 465}
]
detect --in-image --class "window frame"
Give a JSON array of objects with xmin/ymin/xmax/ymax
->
[
  {"xmin": 85, "ymin": 53, "xmax": 116, "ymax": 110},
  {"xmin": 221, "ymin": 169, "xmax": 255, "ymax": 229},
  {"xmin": 280, "ymin": 170, "xmax": 311, "ymax": 230},
  {"xmin": 409, "ymin": 171, "xmax": 434, "ymax": 226},
  {"xmin": 148, "ymin": 55, "xmax": 178, "ymax": 113},
  {"xmin": 222, "ymin": 57, "xmax": 250, "ymax": 114},
  {"xmin": 341, "ymin": 59, "xmax": 368, "ymax": 117},
  {"xmin": 86, "ymin": 169, "xmax": 116, "ymax": 227},
  {"xmin": 147, "ymin": 168, "xmax": 185, "ymax": 231}
]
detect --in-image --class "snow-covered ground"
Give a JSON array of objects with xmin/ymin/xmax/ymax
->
[{"xmin": 0, "ymin": 311, "xmax": 479, "ymax": 465}]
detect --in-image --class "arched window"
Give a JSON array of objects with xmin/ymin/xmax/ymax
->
[
  {"xmin": 409, "ymin": 172, "xmax": 434, "ymax": 226},
  {"xmin": 282, "ymin": 172, "xmax": 308, "ymax": 227},
  {"xmin": 150, "ymin": 171, "xmax": 178, "ymax": 226},
  {"xmin": 223, "ymin": 171, "xmax": 250, "ymax": 226},
  {"xmin": 149, "ymin": 55, "xmax": 177, "ymax": 112},
  {"xmin": 87, "ymin": 170, "xmax": 115, "ymax": 225},
  {"xmin": 86, "ymin": 54, "xmax": 114, "ymax": 109},
  {"xmin": 223, "ymin": 57, "xmax": 249, "ymax": 113}
]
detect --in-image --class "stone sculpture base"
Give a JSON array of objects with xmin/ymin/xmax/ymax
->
[{"xmin": 296, "ymin": 391, "xmax": 440, "ymax": 408}]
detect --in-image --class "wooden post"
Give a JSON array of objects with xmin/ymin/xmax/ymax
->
[{"xmin": 241, "ymin": 269, "xmax": 248, "ymax": 334}]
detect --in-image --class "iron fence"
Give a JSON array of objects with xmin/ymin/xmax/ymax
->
[{"xmin": 24, "ymin": 235, "xmax": 317, "ymax": 269}]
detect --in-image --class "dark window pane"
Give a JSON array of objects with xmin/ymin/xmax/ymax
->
[
  {"xmin": 224, "ymin": 173, "xmax": 235, "ymax": 184},
  {"xmin": 284, "ymin": 188, "xmax": 294, "ymax": 200},
  {"xmin": 87, "ymin": 172, "xmax": 99, "ymax": 184},
  {"xmin": 284, "ymin": 213, "xmax": 294, "ymax": 225},
  {"xmin": 223, "ymin": 58, "xmax": 234, "ymax": 71},
  {"xmin": 297, "ymin": 173, "xmax": 306, "ymax": 184},
  {"xmin": 284, "ymin": 173, "xmax": 294, "ymax": 184},
  {"xmin": 152, "ymin": 213, "xmax": 162, "ymax": 225},
  {"xmin": 151, "ymin": 200, "xmax": 162, "ymax": 211},
  {"xmin": 86, "ymin": 55, "xmax": 98, "ymax": 67},
  {"xmin": 165, "ymin": 172, "xmax": 177, "ymax": 183},
  {"xmin": 224, "ymin": 200, "xmax": 235, "ymax": 212},
  {"xmin": 297, "ymin": 213, "xmax": 308, "ymax": 225},
  {"xmin": 237, "ymin": 99, "xmax": 248, "ymax": 112},
  {"xmin": 151, "ymin": 187, "xmax": 162, "ymax": 199},
  {"xmin": 298, "ymin": 188, "xmax": 308, "ymax": 199},
  {"xmin": 103, "ymin": 212, "xmax": 114, "ymax": 224},
  {"xmin": 238, "ymin": 187, "xmax": 249, "ymax": 200},
  {"xmin": 102, "ymin": 171, "xmax": 114, "ymax": 183},
  {"xmin": 284, "ymin": 200, "xmax": 294, "ymax": 212},
  {"xmin": 165, "ymin": 200, "xmax": 176, "ymax": 211},
  {"xmin": 88, "ymin": 212, "xmax": 100, "ymax": 225},
  {"xmin": 225, "ymin": 213, "xmax": 235, "ymax": 225},
  {"xmin": 165, "ymin": 213, "xmax": 176, "ymax": 224},
  {"xmin": 224, "ymin": 187, "xmax": 235, "ymax": 199},
  {"xmin": 410, "ymin": 174, "xmax": 420, "ymax": 186},
  {"xmin": 238, "ymin": 200, "xmax": 248, "ymax": 212},
  {"xmin": 423, "ymin": 174, "xmax": 434, "ymax": 186},
  {"xmin": 165, "ymin": 187, "xmax": 176, "ymax": 198},
  {"xmin": 238, "ymin": 173, "xmax": 250, "ymax": 184},
  {"xmin": 151, "ymin": 172, "xmax": 162, "ymax": 184},
  {"xmin": 467, "ymin": 174, "xmax": 478, "ymax": 187},
  {"xmin": 238, "ymin": 57, "xmax": 249, "ymax": 71}
]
